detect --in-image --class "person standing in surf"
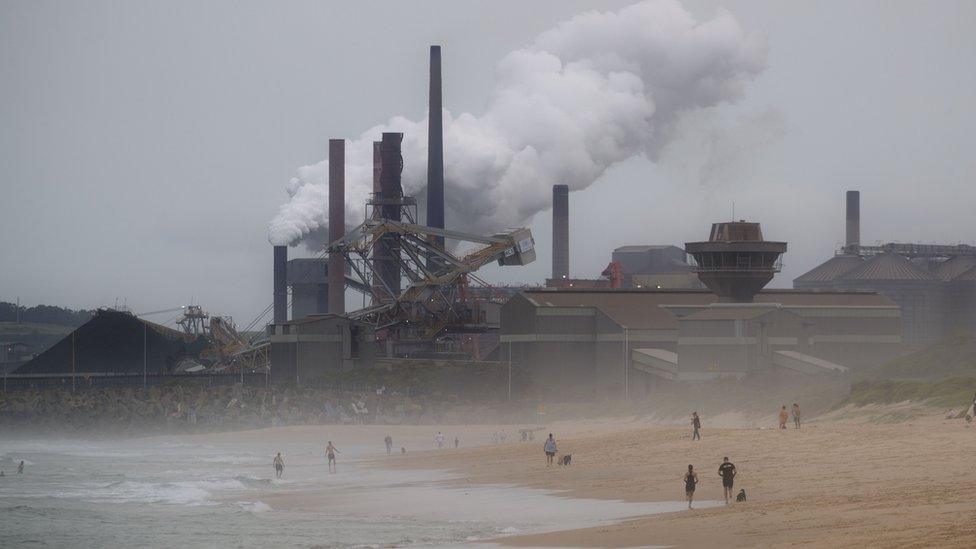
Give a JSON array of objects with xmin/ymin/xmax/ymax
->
[
  {"xmin": 779, "ymin": 406, "xmax": 789, "ymax": 430},
  {"xmin": 384, "ymin": 435, "xmax": 393, "ymax": 454},
  {"xmin": 435, "ymin": 431, "xmax": 445, "ymax": 449},
  {"xmin": 273, "ymin": 452, "xmax": 284, "ymax": 479},
  {"xmin": 792, "ymin": 403, "xmax": 802, "ymax": 429},
  {"xmin": 544, "ymin": 433, "xmax": 557, "ymax": 467},
  {"xmin": 691, "ymin": 411, "xmax": 701, "ymax": 441},
  {"xmin": 326, "ymin": 441, "xmax": 340, "ymax": 473},
  {"xmin": 684, "ymin": 464, "xmax": 699, "ymax": 509}
]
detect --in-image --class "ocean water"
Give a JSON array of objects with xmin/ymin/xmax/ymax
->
[{"xmin": 0, "ymin": 435, "xmax": 716, "ymax": 548}]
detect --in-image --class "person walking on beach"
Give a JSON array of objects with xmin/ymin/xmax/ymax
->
[
  {"xmin": 684, "ymin": 464, "xmax": 699, "ymax": 509},
  {"xmin": 454, "ymin": 436, "xmax": 459, "ymax": 449},
  {"xmin": 792, "ymin": 403, "xmax": 802, "ymax": 429},
  {"xmin": 544, "ymin": 433, "xmax": 557, "ymax": 467},
  {"xmin": 435, "ymin": 431, "xmax": 445, "ymax": 449},
  {"xmin": 326, "ymin": 441, "xmax": 340, "ymax": 473},
  {"xmin": 692, "ymin": 411, "xmax": 701, "ymax": 441},
  {"xmin": 778, "ymin": 406, "xmax": 789, "ymax": 430},
  {"xmin": 385, "ymin": 435, "xmax": 393, "ymax": 454},
  {"xmin": 273, "ymin": 452, "xmax": 284, "ymax": 479},
  {"xmin": 718, "ymin": 457, "xmax": 737, "ymax": 505},
  {"xmin": 17, "ymin": 461, "xmax": 24, "ymax": 474}
]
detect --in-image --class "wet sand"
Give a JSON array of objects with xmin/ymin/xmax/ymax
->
[{"xmin": 377, "ymin": 412, "xmax": 976, "ymax": 547}]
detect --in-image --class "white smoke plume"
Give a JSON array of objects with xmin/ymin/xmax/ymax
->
[{"xmin": 268, "ymin": 0, "xmax": 767, "ymax": 246}]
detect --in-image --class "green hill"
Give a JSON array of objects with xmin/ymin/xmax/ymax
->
[
  {"xmin": 873, "ymin": 335, "xmax": 976, "ymax": 380},
  {"xmin": 0, "ymin": 322, "xmax": 75, "ymax": 355}
]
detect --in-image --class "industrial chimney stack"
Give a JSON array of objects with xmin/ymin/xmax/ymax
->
[
  {"xmin": 273, "ymin": 246, "xmax": 288, "ymax": 324},
  {"xmin": 845, "ymin": 190, "xmax": 860, "ymax": 254},
  {"xmin": 552, "ymin": 185, "xmax": 569, "ymax": 280},
  {"xmin": 426, "ymin": 45, "xmax": 445, "ymax": 248},
  {"xmin": 328, "ymin": 139, "xmax": 345, "ymax": 314},
  {"xmin": 377, "ymin": 132, "xmax": 404, "ymax": 297}
]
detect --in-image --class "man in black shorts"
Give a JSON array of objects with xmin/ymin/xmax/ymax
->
[{"xmin": 718, "ymin": 456, "xmax": 737, "ymax": 504}]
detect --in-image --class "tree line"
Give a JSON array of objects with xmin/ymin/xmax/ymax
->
[{"xmin": 0, "ymin": 302, "xmax": 94, "ymax": 327}]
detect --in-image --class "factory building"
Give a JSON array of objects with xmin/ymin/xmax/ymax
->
[
  {"xmin": 503, "ymin": 220, "xmax": 903, "ymax": 396},
  {"xmin": 612, "ymin": 245, "xmax": 704, "ymax": 289},
  {"xmin": 267, "ymin": 315, "xmax": 375, "ymax": 385},
  {"xmin": 287, "ymin": 258, "xmax": 330, "ymax": 320},
  {"xmin": 501, "ymin": 288, "xmax": 900, "ymax": 395},
  {"xmin": 794, "ymin": 191, "xmax": 975, "ymax": 346}
]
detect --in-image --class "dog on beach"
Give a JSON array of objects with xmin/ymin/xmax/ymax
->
[
  {"xmin": 559, "ymin": 454, "xmax": 572, "ymax": 466},
  {"xmin": 736, "ymin": 489, "xmax": 747, "ymax": 502}
]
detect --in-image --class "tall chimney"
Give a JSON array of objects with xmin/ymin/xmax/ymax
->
[
  {"xmin": 377, "ymin": 132, "xmax": 404, "ymax": 297},
  {"xmin": 846, "ymin": 190, "xmax": 860, "ymax": 253},
  {"xmin": 372, "ymin": 141, "xmax": 382, "ymax": 204},
  {"xmin": 552, "ymin": 184, "xmax": 569, "ymax": 280},
  {"xmin": 273, "ymin": 246, "xmax": 288, "ymax": 324},
  {"xmin": 426, "ymin": 45, "xmax": 445, "ymax": 248},
  {"xmin": 370, "ymin": 141, "xmax": 382, "ymax": 303},
  {"xmin": 328, "ymin": 139, "xmax": 345, "ymax": 314}
]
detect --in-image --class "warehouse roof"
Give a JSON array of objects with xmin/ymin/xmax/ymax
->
[
  {"xmin": 933, "ymin": 256, "xmax": 976, "ymax": 281},
  {"xmin": 840, "ymin": 253, "xmax": 938, "ymax": 281},
  {"xmin": 794, "ymin": 254, "xmax": 864, "ymax": 283}
]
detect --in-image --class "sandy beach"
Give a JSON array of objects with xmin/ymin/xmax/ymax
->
[
  {"xmin": 372, "ymin": 411, "xmax": 976, "ymax": 548},
  {"xmin": 7, "ymin": 406, "xmax": 976, "ymax": 547}
]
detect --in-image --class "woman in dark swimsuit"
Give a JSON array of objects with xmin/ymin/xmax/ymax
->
[{"xmin": 684, "ymin": 464, "xmax": 699, "ymax": 509}]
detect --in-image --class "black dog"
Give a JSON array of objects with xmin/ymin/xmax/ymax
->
[
  {"xmin": 736, "ymin": 489, "xmax": 747, "ymax": 502},
  {"xmin": 559, "ymin": 454, "xmax": 572, "ymax": 466}
]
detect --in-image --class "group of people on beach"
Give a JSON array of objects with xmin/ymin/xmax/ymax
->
[
  {"xmin": 271, "ymin": 440, "xmax": 341, "ymax": 478},
  {"xmin": 691, "ymin": 404, "xmax": 802, "ymax": 440},
  {"xmin": 683, "ymin": 457, "xmax": 738, "ymax": 508},
  {"xmin": 273, "ymin": 429, "xmax": 467, "ymax": 479},
  {"xmin": 541, "ymin": 429, "xmax": 736, "ymax": 508},
  {"xmin": 682, "ymin": 404, "xmax": 803, "ymax": 508},
  {"xmin": 433, "ymin": 431, "xmax": 459, "ymax": 449}
]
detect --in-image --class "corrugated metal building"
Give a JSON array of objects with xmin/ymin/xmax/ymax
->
[
  {"xmin": 934, "ymin": 257, "xmax": 976, "ymax": 335},
  {"xmin": 268, "ymin": 314, "xmax": 375, "ymax": 385},
  {"xmin": 501, "ymin": 289, "xmax": 901, "ymax": 396},
  {"xmin": 795, "ymin": 252, "xmax": 966, "ymax": 345}
]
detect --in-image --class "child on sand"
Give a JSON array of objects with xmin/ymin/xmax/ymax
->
[
  {"xmin": 684, "ymin": 464, "xmax": 699, "ymax": 509},
  {"xmin": 779, "ymin": 406, "xmax": 789, "ymax": 430}
]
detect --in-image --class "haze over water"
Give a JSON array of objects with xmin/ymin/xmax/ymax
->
[{"xmin": 0, "ymin": 432, "xmax": 712, "ymax": 548}]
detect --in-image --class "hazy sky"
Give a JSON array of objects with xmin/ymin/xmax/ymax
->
[{"xmin": 2, "ymin": 0, "xmax": 974, "ymax": 327}]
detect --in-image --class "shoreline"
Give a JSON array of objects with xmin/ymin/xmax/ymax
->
[
  {"xmin": 8, "ymin": 409, "xmax": 975, "ymax": 547},
  {"xmin": 367, "ymin": 412, "xmax": 976, "ymax": 547}
]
